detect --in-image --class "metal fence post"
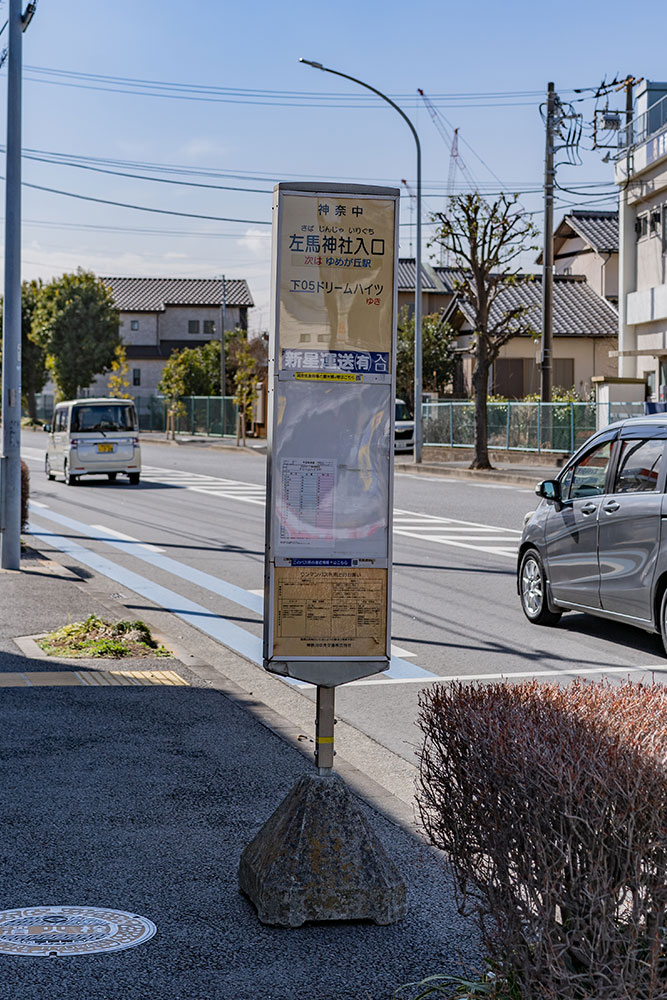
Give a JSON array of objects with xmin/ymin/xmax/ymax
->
[
  {"xmin": 537, "ymin": 402, "xmax": 542, "ymax": 453},
  {"xmin": 506, "ymin": 402, "xmax": 511, "ymax": 450},
  {"xmin": 449, "ymin": 401, "xmax": 453, "ymax": 448},
  {"xmin": 206, "ymin": 396, "xmax": 210, "ymax": 435},
  {"xmin": 570, "ymin": 402, "xmax": 574, "ymax": 454}
]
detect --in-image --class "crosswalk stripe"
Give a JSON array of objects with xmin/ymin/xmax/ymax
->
[{"xmin": 137, "ymin": 465, "xmax": 521, "ymax": 560}]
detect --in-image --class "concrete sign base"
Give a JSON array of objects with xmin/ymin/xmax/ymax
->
[{"xmin": 238, "ymin": 773, "xmax": 406, "ymax": 927}]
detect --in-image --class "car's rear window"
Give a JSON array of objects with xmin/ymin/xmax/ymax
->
[{"xmin": 71, "ymin": 404, "xmax": 136, "ymax": 433}]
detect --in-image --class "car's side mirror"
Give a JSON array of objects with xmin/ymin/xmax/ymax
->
[
  {"xmin": 43, "ymin": 423, "xmax": 50, "ymax": 432},
  {"xmin": 536, "ymin": 479, "xmax": 561, "ymax": 502}
]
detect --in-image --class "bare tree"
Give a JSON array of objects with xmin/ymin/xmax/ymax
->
[{"xmin": 431, "ymin": 193, "xmax": 538, "ymax": 469}]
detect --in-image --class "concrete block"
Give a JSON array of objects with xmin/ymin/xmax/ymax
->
[{"xmin": 238, "ymin": 773, "xmax": 407, "ymax": 927}]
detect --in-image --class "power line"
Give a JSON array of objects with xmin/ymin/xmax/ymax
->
[
  {"xmin": 21, "ymin": 64, "xmax": 575, "ymax": 108},
  {"xmin": 2, "ymin": 175, "xmax": 274, "ymax": 223}
]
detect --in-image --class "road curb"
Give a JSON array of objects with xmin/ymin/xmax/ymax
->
[{"xmin": 395, "ymin": 462, "xmax": 545, "ymax": 487}]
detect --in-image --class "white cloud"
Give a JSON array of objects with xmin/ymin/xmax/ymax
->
[{"xmin": 239, "ymin": 227, "xmax": 270, "ymax": 260}]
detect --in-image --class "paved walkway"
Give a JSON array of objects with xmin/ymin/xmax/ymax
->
[{"xmin": 0, "ymin": 545, "xmax": 479, "ymax": 1000}]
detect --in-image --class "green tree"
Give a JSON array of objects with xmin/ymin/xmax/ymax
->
[
  {"xmin": 0, "ymin": 279, "xmax": 49, "ymax": 421},
  {"xmin": 430, "ymin": 193, "xmax": 538, "ymax": 469},
  {"xmin": 396, "ymin": 309, "xmax": 458, "ymax": 411},
  {"xmin": 31, "ymin": 269, "xmax": 120, "ymax": 400},
  {"xmin": 232, "ymin": 339, "xmax": 259, "ymax": 446},
  {"xmin": 107, "ymin": 344, "xmax": 131, "ymax": 398}
]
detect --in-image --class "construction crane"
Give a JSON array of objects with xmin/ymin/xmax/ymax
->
[{"xmin": 418, "ymin": 88, "xmax": 478, "ymax": 194}]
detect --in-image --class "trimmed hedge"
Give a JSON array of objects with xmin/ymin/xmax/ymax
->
[{"xmin": 417, "ymin": 679, "xmax": 667, "ymax": 1000}]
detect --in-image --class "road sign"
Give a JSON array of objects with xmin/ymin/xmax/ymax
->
[{"xmin": 263, "ymin": 182, "xmax": 399, "ymax": 686}]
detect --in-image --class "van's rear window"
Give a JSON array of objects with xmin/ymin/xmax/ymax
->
[{"xmin": 71, "ymin": 404, "xmax": 136, "ymax": 433}]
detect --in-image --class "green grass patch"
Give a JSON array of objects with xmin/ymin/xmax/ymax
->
[{"xmin": 38, "ymin": 615, "xmax": 172, "ymax": 659}]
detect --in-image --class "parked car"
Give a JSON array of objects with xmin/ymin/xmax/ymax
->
[
  {"xmin": 518, "ymin": 414, "xmax": 667, "ymax": 652},
  {"xmin": 45, "ymin": 398, "xmax": 141, "ymax": 486},
  {"xmin": 395, "ymin": 399, "xmax": 415, "ymax": 453}
]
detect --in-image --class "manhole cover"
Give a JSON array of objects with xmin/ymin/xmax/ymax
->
[{"xmin": 0, "ymin": 906, "xmax": 156, "ymax": 956}]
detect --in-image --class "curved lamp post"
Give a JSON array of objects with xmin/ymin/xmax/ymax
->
[{"xmin": 299, "ymin": 58, "xmax": 423, "ymax": 463}]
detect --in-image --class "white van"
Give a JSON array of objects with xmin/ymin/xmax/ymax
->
[{"xmin": 45, "ymin": 398, "xmax": 141, "ymax": 486}]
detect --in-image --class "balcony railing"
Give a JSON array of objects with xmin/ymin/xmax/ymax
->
[{"xmin": 618, "ymin": 92, "xmax": 667, "ymax": 151}]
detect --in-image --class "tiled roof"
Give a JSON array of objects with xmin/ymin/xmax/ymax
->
[
  {"xmin": 397, "ymin": 259, "xmax": 438, "ymax": 290},
  {"xmin": 100, "ymin": 276, "xmax": 254, "ymax": 312},
  {"xmin": 454, "ymin": 274, "xmax": 618, "ymax": 338},
  {"xmin": 565, "ymin": 210, "xmax": 618, "ymax": 254},
  {"xmin": 431, "ymin": 266, "xmax": 463, "ymax": 294}
]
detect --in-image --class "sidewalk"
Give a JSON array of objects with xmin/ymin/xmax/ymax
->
[
  {"xmin": 0, "ymin": 544, "xmax": 479, "ymax": 1000},
  {"xmin": 395, "ymin": 457, "xmax": 561, "ymax": 487}
]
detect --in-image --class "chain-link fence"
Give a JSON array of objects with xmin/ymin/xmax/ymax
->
[
  {"xmin": 423, "ymin": 401, "xmax": 647, "ymax": 453},
  {"xmin": 30, "ymin": 394, "xmax": 238, "ymax": 437}
]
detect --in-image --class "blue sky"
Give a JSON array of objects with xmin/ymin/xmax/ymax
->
[{"xmin": 1, "ymin": 0, "xmax": 666, "ymax": 332}]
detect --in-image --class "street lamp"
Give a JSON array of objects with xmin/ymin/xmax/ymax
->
[{"xmin": 299, "ymin": 58, "xmax": 423, "ymax": 463}]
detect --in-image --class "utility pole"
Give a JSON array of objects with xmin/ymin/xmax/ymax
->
[
  {"xmin": 540, "ymin": 82, "xmax": 556, "ymax": 405},
  {"xmin": 1, "ymin": 0, "xmax": 27, "ymax": 570},
  {"xmin": 220, "ymin": 274, "xmax": 227, "ymax": 432},
  {"xmin": 625, "ymin": 75, "xmax": 634, "ymax": 140}
]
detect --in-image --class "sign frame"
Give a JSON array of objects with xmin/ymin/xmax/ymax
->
[{"xmin": 263, "ymin": 182, "xmax": 400, "ymax": 687}]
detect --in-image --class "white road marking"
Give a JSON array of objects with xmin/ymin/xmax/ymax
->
[
  {"xmin": 27, "ymin": 455, "xmax": 525, "ymax": 562},
  {"xmin": 389, "ymin": 644, "xmax": 416, "ymax": 658},
  {"xmin": 28, "ymin": 507, "xmax": 428, "ymax": 685},
  {"xmin": 29, "ymin": 500, "xmax": 49, "ymax": 508},
  {"xmin": 342, "ymin": 663, "xmax": 667, "ymax": 687},
  {"xmin": 91, "ymin": 524, "xmax": 166, "ymax": 553}
]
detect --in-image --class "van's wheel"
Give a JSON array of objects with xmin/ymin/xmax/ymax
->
[
  {"xmin": 45, "ymin": 455, "xmax": 55, "ymax": 481},
  {"xmin": 128, "ymin": 472, "xmax": 140, "ymax": 485},
  {"xmin": 64, "ymin": 460, "xmax": 78, "ymax": 487},
  {"xmin": 658, "ymin": 590, "xmax": 667, "ymax": 657},
  {"xmin": 107, "ymin": 472, "xmax": 117, "ymax": 482},
  {"xmin": 519, "ymin": 549, "xmax": 562, "ymax": 625}
]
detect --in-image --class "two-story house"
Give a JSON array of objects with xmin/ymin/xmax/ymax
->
[
  {"xmin": 444, "ymin": 273, "xmax": 618, "ymax": 399},
  {"xmin": 615, "ymin": 80, "xmax": 667, "ymax": 400},
  {"xmin": 96, "ymin": 276, "xmax": 254, "ymax": 396},
  {"xmin": 539, "ymin": 209, "xmax": 618, "ymax": 303}
]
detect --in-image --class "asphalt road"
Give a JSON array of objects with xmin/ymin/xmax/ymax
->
[{"xmin": 22, "ymin": 429, "xmax": 667, "ymax": 765}]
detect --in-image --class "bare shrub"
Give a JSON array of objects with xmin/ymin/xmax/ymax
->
[
  {"xmin": 20, "ymin": 459, "xmax": 29, "ymax": 531},
  {"xmin": 417, "ymin": 679, "xmax": 667, "ymax": 1000}
]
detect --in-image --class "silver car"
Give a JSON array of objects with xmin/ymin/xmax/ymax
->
[{"xmin": 518, "ymin": 414, "xmax": 667, "ymax": 653}]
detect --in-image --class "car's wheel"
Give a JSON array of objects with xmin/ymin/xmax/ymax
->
[
  {"xmin": 107, "ymin": 472, "xmax": 117, "ymax": 482},
  {"xmin": 45, "ymin": 455, "xmax": 55, "ymax": 481},
  {"xmin": 128, "ymin": 472, "xmax": 140, "ymax": 485},
  {"xmin": 64, "ymin": 460, "xmax": 78, "ymax": 487},
  {"xmin": 658, "ymin": 589, "xmax": 667, "ymax": 657},
  {"xmin": 519, "ymin": 549, "xmax": 562, "ymax": 626}
]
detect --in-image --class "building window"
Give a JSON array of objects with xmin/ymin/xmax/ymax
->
[
  {"xmin": 636, "ymin": 214, "xmax": 649, "ymax": 240},
  {"xmin": 133, "ymin": 369, "xmax": 141, "ymax": 387},
  {"xmin": 553, "ymin": 358, "xmax": 574, "ymax": 390},
  {"xmin": 130, "ymin": 319, "xmax": 139, "ymax": 331},
  {"xmin": 188, "ymin": 320, "xmax": 200, "ymax": 334},
  {"xmin": 203, "ymin": 320, "xmax": 215, "ymax": 336},
  {"xmin": 494, "ymin": 358, "xmax": 524, "ymax": 398},
  {"xmin": 645, "ymin": 370, "xmax": 657, "ymax": 400}
]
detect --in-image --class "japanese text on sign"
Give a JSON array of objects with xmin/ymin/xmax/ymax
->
[{"xmin": 279, "ymin": 195, "xmax": 395, "ymax": 365}]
